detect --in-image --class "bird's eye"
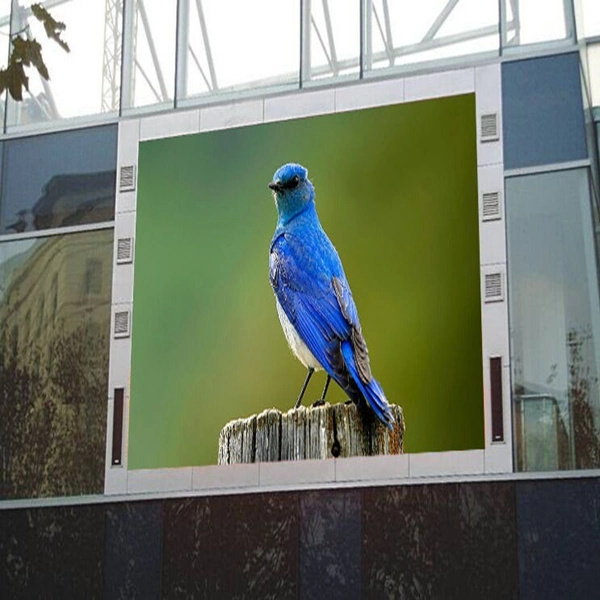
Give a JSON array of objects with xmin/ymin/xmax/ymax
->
[{"xmin": 281, "ymin": 174, "xmax": 301, "ymax": 190}]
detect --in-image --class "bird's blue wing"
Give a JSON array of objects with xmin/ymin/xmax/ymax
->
[
  {"xmin": 270, "ymin": 231, "xmax": 394, "ymax": 427},
  {"xmin": 270, "ymin": 232, "xmax": 363, "ymax": 382}
]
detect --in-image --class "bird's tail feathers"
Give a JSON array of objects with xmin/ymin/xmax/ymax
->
[{"xmin": 340, "ymin": 341, "xmax": 394, "ymax": 429}]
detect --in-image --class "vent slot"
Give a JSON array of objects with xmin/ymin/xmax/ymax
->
[
  {"xmin": 112, "ymin": 388, "xmax": 124, "ymax": 466},
  {"xmin": 116, "ymin": 237, "xmax": 134, "ymax": 264},
  {"xmin": 480, "ymin": 113, "xmax": 499, "ymax": 142},
  {"xmin": 490, "ymin": 356, "xmax": 504, "ymax": 443},
  {"xmin": 482, "ymin": 191, "xmax": 502, "ymax": 221},
  {"xmin": 119, "ymin": 165, "xmax": 136, "ymax": 192},
  {"xmin": 114, "ymin": 310, "xmax": 131, "ymax": 338},
  {"xmin": 484, "ymin": 272, "xmax": 504, "ymax": 303}
]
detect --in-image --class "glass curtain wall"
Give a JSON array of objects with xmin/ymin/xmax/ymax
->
[
  {"xmin": 0, "ymin": 230, "xmax": 113, "ymax": 499},
  {"xmin": 507, "ymin": 169, "xmax": 600, "ymax": 471},
  {"xmin": 0, "ymin": 125, "xmax": 117, "ymax": 233},
  {"xmin": 0, "ymin": 1, "xmax": 589, "ymax": 128},
  {"xmin": 365, "ymin": 0, "xmax": 499, "ymax": 73},
  {"xmin": 0, "ymin": 124, "xmax": 117, "ymax": 499}
]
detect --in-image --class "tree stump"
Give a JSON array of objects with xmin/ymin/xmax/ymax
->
[{"xmin": 218, "ymin": 402, "xmax": 405, "ymax": 464}]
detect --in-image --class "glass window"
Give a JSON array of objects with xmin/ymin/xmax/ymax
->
[
  {"xmin": 501, "ymin": 0, "xmax": 572, "ymax": 50},
  {"xmin": 502, "ymin": 53, "xmax": 587, "ymax": 170},
  {"xmin": 306, "ymin": 0, "xmax": 359, "ymax": 84},
  {"xmin": 507, "ymin": 169, "xmax": 600, "ymax": 471},
  {"xmin": 0, "ymin": 0, "xmax": 11, "ymax": 117},
  {"xmin": 579, "ymin": 0, "xmax": 600, "ymax": 38},
  {"xmin": 597, "ymin": 121, "xmax": 600, "ymax": 167},
  {"xmin": 364, "ymin": 0, "xmax": 499, "ymax": 73},
  {"xmin": 0, "ymin": 229, "xmax": 113, "ymax": 499},
  {"xmin": 5, "ymin": 1, "xmax": 121, "ymax": 128},
  {"xmin": 586, "ymin": 44, "xmax": 600, "ymax": 109},
  {"xmin": 123, "ymin": 0, "xmax": 176, "ymax": 110},
  {"xmin": 0, "ymin": 125, "xmax": 117, "ymax": 234},
  {"xmin": 177, "ymin": 0, "xmax": 299, "ymax": 102},
  {"xmin": 83, "ymin": 258, "xmax": 103, "ymax": 297}
]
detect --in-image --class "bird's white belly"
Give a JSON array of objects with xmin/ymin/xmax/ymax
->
[{"xmin": 276, "ymin": 298, "xmax": 322, "ymax": 370}]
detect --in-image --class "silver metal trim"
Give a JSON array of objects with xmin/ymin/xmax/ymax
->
[
  {"xmin": 505, "ymin": 159, "xmax": 591, "ymax": 177},
  {"xmin": 0, "ymin": 221, "xmax": 115, "ymax": 243}
]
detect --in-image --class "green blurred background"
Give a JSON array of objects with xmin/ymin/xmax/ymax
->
[{"xmin": 129, "ymin": 93, "xmax": 484, "ymax": 469}]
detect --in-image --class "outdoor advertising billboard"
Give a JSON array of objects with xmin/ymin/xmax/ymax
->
[{"xmin": 129, "ymin": 93, "xmax": 483, "ymax": 469}]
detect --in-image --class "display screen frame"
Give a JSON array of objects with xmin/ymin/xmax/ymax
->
[{"xmin": 105, "ymin": 64, "xmax": 511, "ymax": 496}]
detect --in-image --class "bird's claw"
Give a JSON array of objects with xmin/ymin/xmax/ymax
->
[{"xmin": 312, "ymin": 399, "xmax": 326, "ymax": 407}]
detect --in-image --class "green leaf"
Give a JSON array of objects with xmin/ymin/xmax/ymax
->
[
  {"xmin": 30, "ymin": 2, "xmax": 70, "ymax": 53},
  {"xmin": 12, "ymin": 37, "xmax": 49, "ymax": 80}
]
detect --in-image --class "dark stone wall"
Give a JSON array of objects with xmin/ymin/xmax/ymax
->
[{"xmin": 1, "ymin": 478, "xmax": 599, "ymax": 599}]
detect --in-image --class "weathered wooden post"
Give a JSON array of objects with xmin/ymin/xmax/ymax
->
[{"xmin": 218, "ymin": 402, "xmax": 405, "ymax": 464}]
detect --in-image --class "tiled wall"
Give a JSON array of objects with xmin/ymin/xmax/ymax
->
[{"xmin": 2, "ymin": 477, "xmax": 599, "ymax": 599}]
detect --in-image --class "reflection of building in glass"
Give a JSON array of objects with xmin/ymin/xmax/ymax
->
[
  {"xmin": 0, "ymin": 231, "xmax": 112, "ymax": 358},
  {"xmin": 4, "ymin": 171, "xmax": 116, "ymax": 233},
  {"xmin": 507, "ymin": 166, "xmax": 600, "ymax": 471},
  {"xmin": 515, "ymin": 395, "xmax": 570, "ymax": 471},
  {"xmin": 0, "ymin": 125, "xmax": 117, "ymax": 234},
  {"xmin": 0, "ymin": 230, "xmax": 112, "ymax": 499},
  {"xmin": 33, "ymin": 171, "xmax": 116, "ymax": 230}
]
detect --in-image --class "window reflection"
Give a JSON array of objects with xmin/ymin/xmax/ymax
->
[
  {"xmin": 0, "ymin": 125, "xmax": 117, "ymax": 234},
  {"xmin": 507, "ymin": 169, "xmax": 600, "ymax": 471},
  {"xmin": 0, "ymin": 229, "xmax": 112, "ymax": 499}
]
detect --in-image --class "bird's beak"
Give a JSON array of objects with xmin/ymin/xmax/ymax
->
[{"xmin": 268, "ymin": 180, "xmax": 282, "ymax": 192}]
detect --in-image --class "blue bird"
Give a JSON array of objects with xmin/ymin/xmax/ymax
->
[{"xmin": 268, "ymin": 162, "xmax": 394, "ymax": 428}]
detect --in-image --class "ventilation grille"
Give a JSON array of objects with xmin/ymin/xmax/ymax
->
[
  {"xmin": 482, "ymin": 191, "xmax": 502, "ymax": 221},
  {"xmin": 480, "ymin": 113, "xmax": 499, "ymax": 142},
  {"xmin": 116, "ymin": 237, "xmax": 134, "ymax": 264},
  {"xmin": 119, "ymin": 165, "xmax": 136, "ymax": 192},
  {"xmin": 484, "ymin": 272, "xmax": 504, "ymax": 303},
  {"xmin": 114, "ymin": 310, "xmax": 131, "ymax": 338}
]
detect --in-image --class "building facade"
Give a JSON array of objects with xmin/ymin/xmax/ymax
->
[{"xmin": 1, "ymin": 1, "xmax": 600, "ymax": 597}]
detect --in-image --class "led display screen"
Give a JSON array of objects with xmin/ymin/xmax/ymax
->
[{"xmin": 130, "ymin": 94, "xmax": 484, "ymax": 468}]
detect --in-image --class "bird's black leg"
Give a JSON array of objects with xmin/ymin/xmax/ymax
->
[
  {"xmin": 312, "ymin": 375, "xmax": 331, "ymax": 407},
  {"xmin": 295, "ymin": 367, "xmax": 314, "ymax": 409}
]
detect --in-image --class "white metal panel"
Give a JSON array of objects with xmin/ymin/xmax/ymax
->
[
  {"xmin": 200, "ymin": 99, "xmax": 264, "ymax": 132},
  {"xmin": 404, "ymin": 67, "xmax": 475, "ymax": 102},
  {"xmin": 139, "ymin": 108, "xmax": 201, "ymax": 141},
  {"xmin": 335, "ymin": 78, "xmax": 405, "ymax": 112},
  {"xmin": 475, "ymin": 64, "xmax": 503, "ymax": 166},
  {"xmin": 116, "ymin": 119, "xmax": 141, "ymax": 213},
  {"xmin": 264, "ymin": 88, "xmax": 335, "ymax": 122}
]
